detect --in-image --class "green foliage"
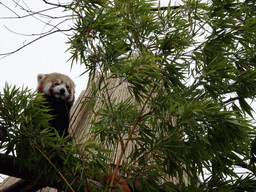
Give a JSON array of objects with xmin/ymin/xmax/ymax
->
[
  {"xmin": 2, "ymin": 0, "xmax": 256, "ymax": 191},
  {"xmin": 66, "ymin": 0, "xmax": 256, "ymax": 191},
  {"xmin": 0, "ymin": 85, "xmax": 51, "ymax": 155},
  {"xmin": 0, "ymin": 85, "xmax": 109, "ymax": 190}
]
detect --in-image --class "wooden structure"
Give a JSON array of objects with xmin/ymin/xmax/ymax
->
[{"xmin": 0, "ymin": 72, "xmax": 189, "ymax": 191}]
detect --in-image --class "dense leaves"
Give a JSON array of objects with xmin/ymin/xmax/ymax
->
[
  {"xmin": 1, "ymin": 0, "xmax": 256, "ymax": 191},
  {"xmin": 0, "ymin": 85, "xmax": 108, "ymax": 191},
  {"xmin": 67, "ymin": 0, "xmax": 256, "ymax": 191}
]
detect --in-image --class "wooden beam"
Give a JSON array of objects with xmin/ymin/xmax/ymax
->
[{"xmin": 0, "ymin": 153, "xmax": 63, "ymax": 190}]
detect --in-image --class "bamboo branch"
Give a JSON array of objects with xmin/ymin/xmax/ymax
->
[
  {"xmin": 132, "ymin": 129, "xmax": 183, "ymax": 165},
  {"xmin": 223, "ymin": 97, "xmax": 239, "ymax": 104},
  {"xmin": 32, "ymin": 142, "xmax": 75, "ymax": 192},
  {"xmin": 109, "ymin": 83, "xmax": 157, "ymax": 191},
  {"xmin": 98, "ymin": 66, "xmax": 125, "ymax": 151}
]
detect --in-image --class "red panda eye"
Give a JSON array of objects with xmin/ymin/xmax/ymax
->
[
  {"xmin": 66, "ymin": 85, "xmax": 70, "ymax": 89},
  {"xmin": 54, "ymin": 82, "xmax": 59, "ymax": 86}
]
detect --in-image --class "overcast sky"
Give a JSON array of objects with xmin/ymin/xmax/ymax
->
[
  {"xmin": 0, "ymin": 0, "xmax": 173, "ymax": 97},
  {"xmin": 0, "ymin": 1, "xmax": 87, "ymax": 98}
]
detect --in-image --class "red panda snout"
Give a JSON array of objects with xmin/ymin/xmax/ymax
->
[{"xmin": 52, "ymin": 84, "xmax": 70, "ymax": 100}]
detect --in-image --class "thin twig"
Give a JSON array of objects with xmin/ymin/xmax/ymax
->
[
  {"xmin": 193, "ymin": 0, "xmax": 199, "ymax": 35},
  {"xmin": 3, "ymin": 17, "xmax": 71, "ymax": 37},
  {"xmin": 109, "ymin": 83, "xmax": 158, "ymax": 191},
  {"xmin": 0, "ymin": 28, "xmax": 74, "ymax": 58},
  {"xmin": 193, "ymin": 21, "xmax": 207, "ymax": 36},
  {"xmin": 0, "ymin": 6, "xmax": 73, "ymax": 20},
  {"xmin": 132, "ymin": 129, "xmax": 183, "ymax": 165},
  {"xmin": 98, "ymin": 68, "xmax": 125, "ymax": 152},
  {"xmin": 42, "ymin": 0, "xmax": 69, "ymax": 9},
  {"xmin": 0, "ymin": 2, "xmax": 20, "ymax": 17},
  {"xmin": 223, "ymin": 96, "xmax": 239, "ymax": 104},
  {"xmin": 151, "ymin": 6, "xmax": 183, "ymax": 11},
  {"xmin": 31, "ymin": 143, "xmax": 75, "ymax": 192}
]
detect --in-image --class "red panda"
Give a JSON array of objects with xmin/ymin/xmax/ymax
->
[{"xmin": 37, "ymin": 73, "xmax": 75, "ymax": 140}]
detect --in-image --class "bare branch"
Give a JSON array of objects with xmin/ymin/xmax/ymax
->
[
  {"xmin": 42, "ymin": 0, "xmax": 69, "ymax": 9},
  {"xmin": 8, "ymin": 1, "xmax": 73, "ymax": 30},
  {"xmin": 0, "ymin": 153, "xmax": 104, "ymax": 191},
  {"xmin": 0, "ymin": 1, "xmax": 76, "ymax": 58},
  {"xmin": 0, "ymin": 6, "xmax": 73, "ymax": 20},
  {"xmin": 0, "ymin": 2, "xmax": 20, "ymax": 18},
  {"xmin": 0, "ymin": 180, "xmax": 44, "ymax": 192},
  {"xmin": 17, "ymin": 1, "xmax": 71, "ymax": 19},
  {"xmin": 0, "ymin": 153, "xmax": 61, "ymax": 189},
  {"xmin": 0, "ymin": 28, "xmax": 74, "ymax": 59}
]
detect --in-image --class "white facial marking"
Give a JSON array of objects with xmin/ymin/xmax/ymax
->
[
  {"xmin": 42, "ymin": 82, "xmax": 52, "ymax": 94},
  {"xmin": 52, "ymin": 84, "xmax": 69, "ymax": 99}
]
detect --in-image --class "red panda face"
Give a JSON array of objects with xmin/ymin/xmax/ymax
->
[{"xmin": 37, "ymin": 73, "xmax": 75, "ymax": 103}]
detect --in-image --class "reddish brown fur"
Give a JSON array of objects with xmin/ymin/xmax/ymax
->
[
  {"xmin": 37, "ymin": 73, "xmax": 75, "ymax": 107},
  {"xmin": 36, "ymin": 73, "xmax": 75, "ymax": 140}
]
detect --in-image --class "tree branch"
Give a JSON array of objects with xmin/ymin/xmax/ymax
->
[
  {"xmin": 0, "ymin": 4, "xmax": 70, "ymax": 20},
  {"xmin": 0, "ymin": 153, "xmax": 104, "ymax": 191},
  {"xmin": 223, "ymin": 97, "xmax": 239, "ymax": 104},
  {"xmin": 151, "ymin": 6, "xmax": 183, "ymax": 11},
  {"xmin": 42, "ymin": 0, "xmax": 69, "ymax": 9},
  {"xmin": 0, "ymin": 28, "xmax": 74, "ymax": 58},
  {"xmin": 235, "ymin": 161, "xmax": 249, "ymax": 170},
  {"xmin": 109, "ymin": 83, "xmax": 158, "ymax": 191},
  {"xmin": 0, "ymin": 153, "xmax": 62, "ymax": 189},
  {"xmin": 0, "ymin": 180, "xmax": 44, "ymax": 192},
  {"xmin": 0, "ymin": 2, "xmax": 20, "ymax": 18}
]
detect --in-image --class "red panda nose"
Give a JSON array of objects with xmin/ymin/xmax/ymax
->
[{"xmin": 60, "ymin": 88, "xmax": 66, "ymax": 95}]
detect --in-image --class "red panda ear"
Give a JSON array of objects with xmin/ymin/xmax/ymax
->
[{"xmin": 37, "ymin": 74, "xmax": 46, "ymax": 83}]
